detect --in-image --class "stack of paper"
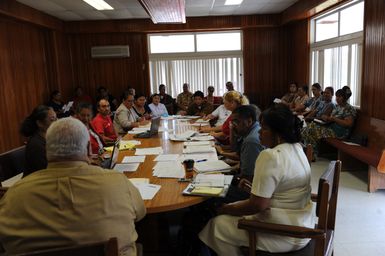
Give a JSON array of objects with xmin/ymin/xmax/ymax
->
[
  {"xmin": 179, "ymin": 152, "xmax": 218, "ymax": 162},
  {"xmin": 183, "ymin": 174, "xmax": 234, "ymax": 197},
  {"xmin": 113, "ymin": 163, "xmax": 139, "ymax": 173},
  {"xmin": 194, "ymin": 160, "xmax": 232, "ymax": 173},
  {"xmin": 194, "ymin": 173, "xmax": 225, "ymax": 187},
  {"xmin": 169, "ymin": 130, "xmax": 196, "ymax": 141},
  {"xmin": 154, "ymin": 154, "xmax": 180, "ymax": 162},
  {"xmin": 129, "ymin": 178, "xmax": 161, "ymax": 200},
  {"xmin": 122, "ymin": 155, "xmax": 146, "ymax": 163},
  {"xmin": 135, "ymin": 147, "xmax": 164, "ymax": 155},
  {"xmin": 183, "ymin": 141, "xmax": 211, "ymax": 146},
  {"xmin": 183, "ymin": 145, "xmax": 216, "ymax": 154},
  {"xmin": 152, "ymin": 161, "xmax": 185, "ymax": 178},
  {"xmin": 191, "ymin": 136, "xmax": 214, "ymax": 141}
]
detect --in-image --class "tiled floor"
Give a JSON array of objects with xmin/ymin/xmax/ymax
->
[{"xmin": 311, "ymin": 158, "xmax": 385, "ymax": 256}]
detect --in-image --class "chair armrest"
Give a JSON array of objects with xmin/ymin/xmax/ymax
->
[
  {"xmin": 311, "ymin": 193, "xmax": 318, "ymax": 202},
  {"xmin": 238, "ymin": 219, "xmax": 324, "ymax": 239}
]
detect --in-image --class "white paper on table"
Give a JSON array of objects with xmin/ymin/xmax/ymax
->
[
  {"xmin": 273, "ymin": 98, "xmax": 282, "ymax": 103},
  {"xmin": 183, "ymin": 145, "xmax": 215, "ymax": 154},
  {"xmin": 153, "ymin": 161, "xmax": 185, "ymax": 178},
  {"xmin": 128, "ymin": 178, "xmax": 149, "ymax": 186},
  {"xmin": 132, "ymin": 127, "xmax": 149, "ymax": 131},
  {"xmin": 183, "ymin": 141, "xmax": 211, "ymax": 146},
  {"xmin": 191, "ymin": 123, "xmax": 210, "ymax": 127},
  {"xmin": 194, "ymin": 160, "xmax": 232, "ymax": 173},
  {"xmin": 122, "ymin": 155, "xmax": 146, "ymax": 163},
  {"xmin": 193, "ymin": 173, "xmax": 225, "ymax": 187},
  {"xmin": 113, "ymin": 163, "xmax": 139, "ymax": 173},
  {"xmin": 179, "ymin": 152, "xmax": 218, "ymax": 162},
  {"xmin": 184, "ymin": 115, "xmax": 200, "ymax": 119},
  {"xmin": 194, "ymin": 119, "xmax": 210, "ymax": 123},
  {"xmin": 191, "ymin": 136, "xmax": 215, "ymax": 141},
  {"xmin": 161, "ymin": 116, "xmax": 176, "ymax": 120},
  {"xmin": 133, "ymin": 183, "xmax": 161, "ymax": 200},
  {"xmin": 122, "ymin": 140, "xmax": 141, "ymax": 146},
  {"xmin": 1, "ymin": 173, "xmax": 23, "ymax": 187},
  {"xmin": 127, "ymin": 130, "xmax": 146, "ymax": 135},
  {"xmin": 173, "ymin": 130, "xmax": 196, "ymax": 139},
  {"xmin": 135, "ymin": 147, "xmax": 164, "ymax": 155},
  {"xmin": 154, "ymin": 154, "xmax": 180, "ymax": 162}
]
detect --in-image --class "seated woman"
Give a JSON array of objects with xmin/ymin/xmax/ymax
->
[
  {"xmin": 205, "ymin": 86, "xmax": 222, "ymax": 107},
  {"xmin": 299, "ymin": 83, "xmax": 323, "ymax": 115},
  {"xmin": 305, "ymin": 86, "xmax": 335, "ymax": 121},
  {"xmin": 210, "ymin": 91, "xmax": 249, "ymax": 145},
  {"xmin": 200, "ymin": 104, "xmax": 232, "ymax": 133},
  {"xmin": 114, "ymin": 92, "xmax": 148, "ymax": 134},
  {"xmin": 47, "ymin": 90, "xmax": 66, "ymax": 118},
  {"xmin": 291, "ymin": 85, "xmax": 309, "ymax": 113},
  {"xmin": 148, "ymin": 94, "xmax": 168, "ymax": 117},
  {"xmin": 20, "ymin": 105, "xmax": 57, "ymax": 177},
  {"xmin": 302, "ymin": 87, "xmax": 356, "ymax": 156},
  {"xmin": 199, "ymin": 104, "xmax": 314, "ymax": 255},
  {"xmin": 280, "ymin": 82, "xmax": 298, "ymax": 106},
  {"xmin": 132, "ymin": 93, "xmax": 152, "ymax": 120}
]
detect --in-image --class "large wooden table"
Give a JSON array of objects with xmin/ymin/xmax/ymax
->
[{"xmin": 119, "ymin": 119, "xmax": 207, "ymax": 214}]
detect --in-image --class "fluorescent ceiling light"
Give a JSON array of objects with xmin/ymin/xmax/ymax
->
[
  {"xmin": 83, "ymin": 0, "xmax": 113, "ymax": 10},
  {"xmin": 225, "ymin": 0, "xmax": 243, "ymax": 5}
]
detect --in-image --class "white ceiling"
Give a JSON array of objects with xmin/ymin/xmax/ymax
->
[{"xmin": 16, "ymin": 0, "xmax": 298, "ymax": 21}]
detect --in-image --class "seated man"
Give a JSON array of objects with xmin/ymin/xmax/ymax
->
[
  {"xmin": 184, "ymin": 90, "xmax": 213, "ymax": 117},
  {"xmin": 76, "ymin": 102, "xmax": 104, "ymax": 155},
  {"xmin": 91, "ymin": 99, "xmax": 117, "ymax": 144},
  {"xmin": 0, "ymin": 118, "xmax": 146, "ymax": 255},
  {"xmin": 158, "ymin": 84, "xmax": 174, "ymax": 114},
  {"xmin": 176, "ymin": 83, "xmax": 193, "ymax": 113},
  {"xmin": 205, "ymin": 86, "xmax": 222, "ymax": 107}
]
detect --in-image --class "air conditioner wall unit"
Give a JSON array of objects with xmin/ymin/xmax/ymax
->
[{"xmin": 91, "ymin": 45, "xmax": 130, "ymax": 58}]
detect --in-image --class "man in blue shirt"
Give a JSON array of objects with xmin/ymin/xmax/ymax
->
[{"xmin": 232, "ymin": 105, "xmax": 264, "ymax": 179}]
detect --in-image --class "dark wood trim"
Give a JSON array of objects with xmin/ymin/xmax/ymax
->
[{"xmin": 0, "ymin": 0, "xmax": 62, "ymax": 30}]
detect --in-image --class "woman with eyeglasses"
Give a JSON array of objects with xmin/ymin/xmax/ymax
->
[
  {"xmin": 20, "ymin": 105, "xmax": 57, "ymax": 177},
  {"xmin": 113, "ymin": 91, "xmax": 148, "ymax": 134}
]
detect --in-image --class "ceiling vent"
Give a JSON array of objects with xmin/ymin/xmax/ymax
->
[{"xmin": 91, "ymin": 45, "xmax": 130, "ymax": 58}]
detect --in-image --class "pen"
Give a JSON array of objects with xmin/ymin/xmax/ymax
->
[{"xmin": 197, "ymin": 159, "xmax": 207, "ymax": 162}]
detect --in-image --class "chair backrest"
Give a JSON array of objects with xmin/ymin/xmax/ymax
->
[
  {"xmin": 15, "ymin": 237, "xmax": 118, "ymax": 256},
  {"xmin": 0, "ymin": 146, "xmax": 26, "ymax": 181},
  {"xmin": 0, "ymin": 187, "xmax": 8, "ymax": 199},
  {"xmin": 315, "ymin": 160, "xmax": 341, "ymax": 232}
]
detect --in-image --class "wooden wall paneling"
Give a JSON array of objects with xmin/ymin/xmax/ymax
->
[
  {"xmin": 44, "ymin": 30, "xmax": 74, "ymax": 101},
  {"xmin": 285, "ymin": 19, "xmax": 310, "ymax": 87},
  {"xmin": 242, "ymin": 27, "xmax": 288, "ymax": 110},
  {"xmin": 281, "ymin": 0, "xmax": 348, "ymax": 24},
  {"xmin": 0, "ymin": 0, "xmax": 62, "ymax": 30},
  {"xmin": 362, "ymin": 0, "xmax": 385, "ymax": 120},
  {"xmin": 65, "ymin": 15, "xmax": 281, "ymax": 34},
  {"xmin": 0, "ymin": 17, "xmax": 51, "ymax": 152},
  {"xmin": 68, "ymin": 33, "xmax": 150, "ymax": 103}
]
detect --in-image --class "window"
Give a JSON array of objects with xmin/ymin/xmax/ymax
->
[
  {"xmin": 310, "ymin": 1, "xmax": 364, "ymax": 107},
  {"xmin": 148, "ymin": 31, "xmax": 243, "ymax": 97}
]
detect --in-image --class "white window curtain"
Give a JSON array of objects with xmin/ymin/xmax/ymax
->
[
  {"xmin": 311, "ymin": 42, "xmax": 362, "ymax": 107},
  {"xmin": 149, "ymin": 57, "xmax": 243, "ymax": 97}
]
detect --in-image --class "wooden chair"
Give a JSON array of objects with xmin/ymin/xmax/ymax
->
[
  {"xmin": 0, "ymin": 146, "xmax": 26, "ymax": 181},
  {"xmin": 0, "ymin": 187, "xmax": 8, "ymax": 199},
  {"xmin": 238, "ymin": 160, "xmax": 341, "ymax": 256},
  {"xmin": 14, "ymin": 237, "xmax": 118, "ymax": 256}
]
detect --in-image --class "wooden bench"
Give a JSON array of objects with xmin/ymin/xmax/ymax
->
[
  {"xmin": 0, "ymin": 146, "xmax": 25, "ymax": 182},
  {"xmin": 325, "ymin": 113, "xmax": 385, "ymax": 192}
]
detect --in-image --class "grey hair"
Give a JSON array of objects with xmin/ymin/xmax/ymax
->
[{"xmin": 46, "ymin": 117, "xmax": 89, "ymax": 161}]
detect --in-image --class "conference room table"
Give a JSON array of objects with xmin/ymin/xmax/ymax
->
[{"xmin": 119, "ymin": 118, "xmax": 211, "ymax": 214}]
